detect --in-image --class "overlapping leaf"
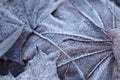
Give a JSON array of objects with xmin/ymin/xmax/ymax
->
[
  {"xmin": 0, "ymin": 0, "xmax": 63, "ymax": 77},
  {"xmin": 0, "ymin": 0, "xmax": 120, "ymax": 80}
]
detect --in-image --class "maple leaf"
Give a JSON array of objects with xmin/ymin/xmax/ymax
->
[
  {"xmin": 0, "ymin": 0, "xmax": 63, "ymax": 77},
  {"xmin": 0, "ymin": 0, "xmax": 120, "ymax": 80}
]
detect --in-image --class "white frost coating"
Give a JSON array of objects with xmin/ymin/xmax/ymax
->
[
  {"xmin": 0, "ymin": 50, "xmax": 60, "ymax": 80},
  {"xmin": 37, "ymin": 0, "xmax": 64, "ymax": 25},
  {"xmin": 70, "ymin": 0, "xmax": 104, "ymax": 30},
  {"xmin": 0, "ymin": 26, "xmax": 23, "ymax": 57},
  {"xmin": 0, "ymin": 7, "xmax": 24, "ymax": 25},
  {"xmin": 0, "ymin": 0, "xmax": 119, "ymax": 80},
  {"xmin": 88, "ymin": 55, "xmax": 112, "ymax": 80}
]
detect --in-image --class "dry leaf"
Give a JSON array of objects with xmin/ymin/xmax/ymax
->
[{"xmin": 0, "ymin": 0, "xmax": 120, "ymax": 80}]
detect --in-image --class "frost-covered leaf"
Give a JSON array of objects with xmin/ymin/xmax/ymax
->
[
  {"xmin": 0, "ymin": 0, "xmax": 63, "ymax": 77},
  {"xmin": 0, "ymin": 0, "xmax": 120, "ymax": 80},
  {"xmin": 0, "ymin": 48, "xmax": 60, "ymax": 80}
]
